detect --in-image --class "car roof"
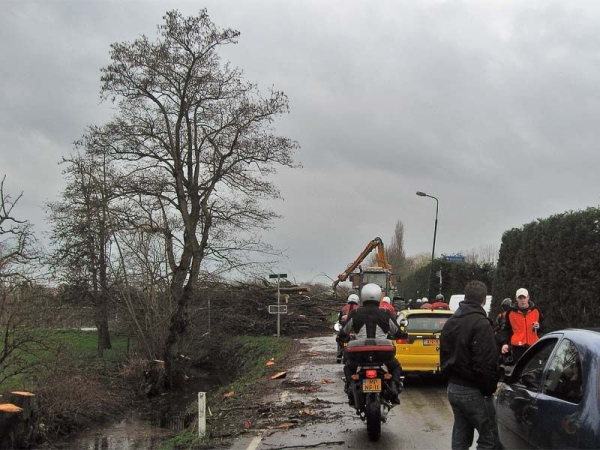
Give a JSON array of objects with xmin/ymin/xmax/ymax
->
[
  {"xmin": 540, "ymin": 328, "xmax": 600, "ymax": 357},
  {"xmin": 544, "ymin": 328, "xmax": 600, "ymax": 339},
  {"xmin": 399, "ymin": 309, "xmax": 454, "ymax": 316}
]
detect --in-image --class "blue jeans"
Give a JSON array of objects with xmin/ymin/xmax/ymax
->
[{"xmin": 447, "ymin": 383, "xmax": 501, "ymax": 450}]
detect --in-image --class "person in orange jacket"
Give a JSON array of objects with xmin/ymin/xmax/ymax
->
[{"xmin": 500, "ymin": 288, "xmax": 543, "ymax": 363}]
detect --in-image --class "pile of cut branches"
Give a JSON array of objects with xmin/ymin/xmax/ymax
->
[{"xmin": 188, "ymin": 281, "xmax": 343, "ymax": 338}]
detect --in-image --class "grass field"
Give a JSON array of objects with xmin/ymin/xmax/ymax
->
[{"xmin": 0, "ymin": 329, "xmax": 130, "ymax": 392}]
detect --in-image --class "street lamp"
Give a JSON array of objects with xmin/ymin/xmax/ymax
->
[{"xmin": 416, "ymin": 191, "xmax": 439, "ymax": 297}]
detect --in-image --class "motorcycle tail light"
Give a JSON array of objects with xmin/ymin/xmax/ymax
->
[
  {"xmin": 396, "ymin": 338, "xmax": 409, "ymax": 344},
  {"xmin": 365, "ymin": 369, "xmax": 378, "ymax": 379}
]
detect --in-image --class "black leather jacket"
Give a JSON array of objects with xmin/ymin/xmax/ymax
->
[
  {"xmin": 440, "ymin": 301, "xmax": 499, "ymax": 396},
  {"xmin": 340, "ymin": 303, "xmax": 406, "ymax": 340}
]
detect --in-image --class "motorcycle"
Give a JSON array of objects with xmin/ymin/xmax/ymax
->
[
  {"xmin": 345, "ymin": 338, "xmax": 403, "ymax": 441},
  {"xmin": 334, "ymin": 321, "xmax": 351, "ymax": 363}
]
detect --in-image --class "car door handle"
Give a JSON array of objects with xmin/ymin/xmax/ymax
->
[{"xmin": 523, "ymin": 404, "xmax": 538, "ymax": 424}]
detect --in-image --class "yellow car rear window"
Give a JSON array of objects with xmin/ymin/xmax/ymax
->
[{"xmin": 406, "ymin": 314, "xmax": 450, "ymax": 332}]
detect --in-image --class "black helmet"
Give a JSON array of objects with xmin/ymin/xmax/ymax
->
[{"xmin": 501, "ymin": 298, "xmax": 512, "ymax": 311}]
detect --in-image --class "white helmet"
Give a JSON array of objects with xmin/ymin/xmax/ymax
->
[
  {"xmin": 422, "ymin": 297, "xmax": 429, "ymax": 303},
  {"xmin": 361, "ymin": 283, "xmax": 382, "ymax": 305},
  {"xmin": 382, "ymin": 296, "xmax": 391, "ymax": 304},
  {"xmin": 347, "ymin": 293, "xmax": 359, "ymax": 304}
]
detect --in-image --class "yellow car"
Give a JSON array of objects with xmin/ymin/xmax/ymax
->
[{"xmin": 394, "ymin": 308, "xmax": 454, "ymax": 374}]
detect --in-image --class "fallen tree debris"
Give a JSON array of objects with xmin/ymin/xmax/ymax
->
[{"xmin": 267, "ymin": 441, "xmax": 345, "ymax": 449}]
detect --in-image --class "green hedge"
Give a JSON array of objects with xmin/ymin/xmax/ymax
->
[
  {"xmin": 400, "ymin": 258, "xmax": 495, "ymax": 302},
  {"xmin": 492, "ymin": 206, "xmax": 600, "ymax": 331}
]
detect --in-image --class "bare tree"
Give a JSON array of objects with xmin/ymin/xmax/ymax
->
[
  {"xmin": 0, "ymin": 176, "xmax": 41, "ymax": 385},
  {"xmin": 386, "ymin": 221, "xmax": 407, "ymax": 278},
  {"xmin": 47, "ymin": 142, "xmax": 116, "ymax": 356},
  {"xmin": 462, "ymin": 244, "xmax": 499, "ymax": 265},
  {"xmin": 404, "ymin": 252, "xmax": 431, "ymax": 274},
  {"xmin": 99, "ymin": 10, "xmax": 299, "ymax": 385},
  {"xmin": 0, "ymin": 177, "xmax": 36, "ymax": 279},
  {"xmin": 366, "ymin": 221, "xmax": 407, "ymax": 279}
]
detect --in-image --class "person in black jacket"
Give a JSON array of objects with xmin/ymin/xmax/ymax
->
[{"xmin": 440, "ymin": 280, "xmax": 501, "ymax": 450}]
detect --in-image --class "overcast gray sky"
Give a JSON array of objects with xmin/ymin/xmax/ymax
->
[{"xmin": 2, "ymin": 1, "xmax": 600, "ymax": 283}]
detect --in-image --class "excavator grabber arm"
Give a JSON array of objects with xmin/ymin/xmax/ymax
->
[{"xmin": 332, "ymin": 237, "xmax": 392, "ymax": 290}]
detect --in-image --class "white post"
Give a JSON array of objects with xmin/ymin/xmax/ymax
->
[{"xmin": 198, "ymin": 392, "xmax": 206, "ymax": 438}]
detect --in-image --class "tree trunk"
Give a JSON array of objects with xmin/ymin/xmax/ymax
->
[
  {"xmin": 95, "ymin": 298, "xmax": 112, "ymax": 357},
  {"xmin": 162, "ymin": 284, "xmax": 192, "ymax": 390}
]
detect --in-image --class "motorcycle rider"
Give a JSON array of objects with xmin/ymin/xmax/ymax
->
[
  {"xmin": 431, "ymin": 293, "xmax": 448, "ymax": 310},
  {"xmin": 495, "ymin": 298, "xmax": 513, "ymax": 363},
  {"xmin": 338, "ymin": 293, "xmax": 360, "ymax": 324},
  {"xmin": 336, "ymin": 294, "xmax": 359, "ymax": 361},
  {"xmin": 379, "ymin": 296, "xmax": 396, "ymax": 317},
  {"xmin": 494, "ymin": 299, "xmax": 512, "ymax": 335},
  {"xmin": 340, "ymin": 283, "xmax": 407, "ymax": 405}
]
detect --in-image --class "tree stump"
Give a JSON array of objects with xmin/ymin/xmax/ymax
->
[
  {"xmin": 7, "ymin": 391, "xmax": 36, "ymax": 448},
  {"xmin": 0, "ymin": 403, "xmax": 24, "ymax": 449}
]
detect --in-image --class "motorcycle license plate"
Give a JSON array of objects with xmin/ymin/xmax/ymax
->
[
  {"xmin": 423, "ymin": 339, "xmax": 439, "ymax": 346},
  {"xmin": 362, "ymin": 379, "xmax": 381, "ymax": 392}
]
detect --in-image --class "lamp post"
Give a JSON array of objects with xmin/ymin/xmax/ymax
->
[{"xmin": 416, "ymin": 191, "xmax": 439, "ymax": 297}]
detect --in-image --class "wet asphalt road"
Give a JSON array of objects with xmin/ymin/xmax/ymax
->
[{"xmin": 228, "ymin": 335, "xmax": 462, "ymax": 450}]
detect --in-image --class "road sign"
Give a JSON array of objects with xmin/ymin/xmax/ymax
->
[
  {"xmin": 269, "ymin": 273, "xmax": 288, "ymax": 279},
  {"xmin": 268, "ymin": 305, "xmax": 288, "ymax": 314},
  {"xmin": 444, "ymin": 255, "xmax": 465, "ymax": 262}
]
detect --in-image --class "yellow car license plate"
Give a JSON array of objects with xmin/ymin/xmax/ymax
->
[
  {"xmin": 362, "ymin": 379, "xmax": 381, "ymax": 392},
  {"xmin": 423, "ymin": 339, "xmax": 439, "ymax": 346}
]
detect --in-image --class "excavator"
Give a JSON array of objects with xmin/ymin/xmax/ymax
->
[{"xmin": 332, "ymin": 237, "xmax": 400, "ymax": 301}]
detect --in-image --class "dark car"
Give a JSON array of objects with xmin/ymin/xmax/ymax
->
[{"xmin": 495, "ymin": 328, "xmax": 600, "ymax": 449}]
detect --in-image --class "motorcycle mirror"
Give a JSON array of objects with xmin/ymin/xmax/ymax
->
[
  {"xmin": 334, "ymin": 322, "xmax": 342, "ymax": 332},
  {"xmin": 396, "ymin": 313, "xmax": 407, "ymax": 327}
]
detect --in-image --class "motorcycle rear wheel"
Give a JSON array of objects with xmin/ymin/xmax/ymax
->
[{"xmin": 365, "ymin": 394, "xmax": 381, "ymax": 441}]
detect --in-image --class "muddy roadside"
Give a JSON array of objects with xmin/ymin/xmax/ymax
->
[{"xmin": 225, "ymin": 334, "xmax": 356, "ymax": 450}]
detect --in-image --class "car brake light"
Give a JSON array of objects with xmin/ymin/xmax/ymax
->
[
  {"xmin": 365, "ymin": 369, "xmax": 378, "ymax": 379},
  {"xmin": 396, "ymin": 338, "xmax": 409, "ymax": 344}
]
